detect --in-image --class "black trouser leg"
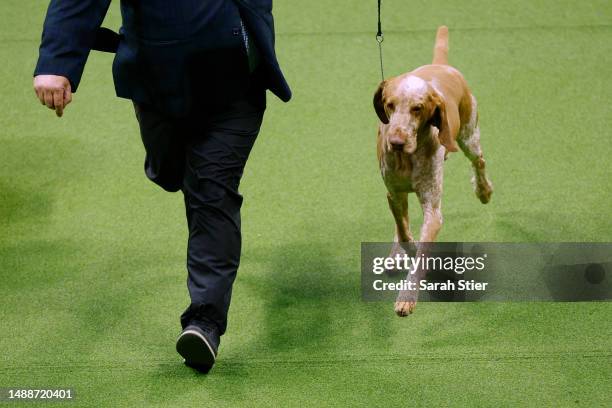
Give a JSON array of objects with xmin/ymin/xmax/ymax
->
[
  {"xmin": 135, "ymin": 92, "xmax": 265, "ymax": 336},
  {"xmin": 180, "ymin": 99, "xmax": 264, "ymax": 334},
  {"xmin": 133, "ymin": 103, "xmax": 186, "ymax": 193}
]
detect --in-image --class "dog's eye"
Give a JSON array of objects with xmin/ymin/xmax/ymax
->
[
  {"xmin": 411, "ymin": 105, "xmax": 423, "ymax": 113},
  {"xmin": 387, "ymin": 103, "xmax": 395, "ymax": 111}
]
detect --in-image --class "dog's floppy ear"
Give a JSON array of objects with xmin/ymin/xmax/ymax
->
[
  {"xmin": 429, "ymin": 90, "xmax": 459, "ymax": 152},
  {"xmin": 373, "ymin": 80, "xmax": 389, "ymax": 124}
]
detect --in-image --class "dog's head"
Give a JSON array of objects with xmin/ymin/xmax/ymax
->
[{"xmin": 374, "ymin": 75, "xmax": 456, "ymax": 154}]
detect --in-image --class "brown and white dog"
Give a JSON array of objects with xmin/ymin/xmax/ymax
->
[{"xmin": 374, "ymin": 26, "xmax": 493, "ymax": 316}]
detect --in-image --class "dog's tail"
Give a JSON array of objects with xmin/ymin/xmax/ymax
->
[{"xmin": 432, "ymin": 25, "xmax": 449, "ymax": 65}]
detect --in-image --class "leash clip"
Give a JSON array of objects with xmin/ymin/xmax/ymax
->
[{"xmin": 376, "ymin": 33, "xmax": 384, "ymax": 44}]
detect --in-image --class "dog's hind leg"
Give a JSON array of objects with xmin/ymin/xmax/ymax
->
[{"xmin": 457, "ymin": 97, "xmax": 493, "ymax": 204}]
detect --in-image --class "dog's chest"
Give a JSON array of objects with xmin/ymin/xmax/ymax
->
[
  {"xmin": 381, "ymin": 147, "xmax": 445, "ymax": 193},
  {"xmin": 381, "ymin": 153, "xmax": 414, "ymax": 192}
]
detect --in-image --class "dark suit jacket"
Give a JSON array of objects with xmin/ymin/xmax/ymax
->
[{"xmin": 34, "ymin": 0, "xmax": 291, "ymax": 115}]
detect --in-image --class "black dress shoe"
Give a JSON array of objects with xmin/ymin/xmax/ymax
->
[{"xmin": 176, "ymin": 324, "xmax": 219, "ymax": 372}]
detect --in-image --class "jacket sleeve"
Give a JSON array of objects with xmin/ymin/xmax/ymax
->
[{"xmin": 34, "ymin": 0, "xmax": 112, "ymax": 92}]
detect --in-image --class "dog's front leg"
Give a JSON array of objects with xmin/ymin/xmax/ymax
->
[
  {"xmin": 387, "ymin": 192, "xmax": 414, "ymax": 262},
  {"xmin": 417, "ymin": 205, "xmax": 443, "ymax": 243},
  {"xmin": 394, "ymin": 174, "xmax": 443, "ymax": 316}
]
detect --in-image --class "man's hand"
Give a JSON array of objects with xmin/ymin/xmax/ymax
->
[{"xmin": 33, "ymin": 75, "xmax": 73, "ymax": 117}]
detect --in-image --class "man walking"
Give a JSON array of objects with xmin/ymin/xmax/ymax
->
[{"xmin": 33, "ymin": 0, "xmax": 291, "ymax": 372}]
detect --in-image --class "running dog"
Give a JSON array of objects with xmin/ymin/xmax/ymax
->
[{"xmin": 373, "ymin": 26, "xmax": 493, "ymax": 316}]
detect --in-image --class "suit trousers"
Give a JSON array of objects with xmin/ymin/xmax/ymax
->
[{"xmin": 133, "ymin": 78, "xmax": 265, "ymax": 335}]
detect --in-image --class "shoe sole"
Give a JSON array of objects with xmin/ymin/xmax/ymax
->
[{"xmin": 176, "ymin": 329, "xmax": 216, "ymax": 370}]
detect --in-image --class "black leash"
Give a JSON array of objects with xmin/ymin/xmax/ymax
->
[{"xmin": 376, "ymin": 0, "xmax": 384, "ymax": 81}]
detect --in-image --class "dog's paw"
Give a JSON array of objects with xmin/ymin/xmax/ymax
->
[
  {"xmin": 395, "ymin": 284, "xmax": 419, "ymax": 317},
  {"xmin": 476, "ymin": 181, "xmax": 493, "ymax": 204},
  {"xmin": 472, "ymin": 176, "xmax": 493, "ymax": 204},
  {"xmin": 471, "ymin": 158, "xmax": 493, "ymax": 204},
  {"xmin": 394, "ymin": 301, "xmax": 416, "ymax": 317}
]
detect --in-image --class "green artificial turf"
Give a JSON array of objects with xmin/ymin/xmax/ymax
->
[{"xmin": 1, "ymin": 0, "xmax": 611, "ymax": 406}]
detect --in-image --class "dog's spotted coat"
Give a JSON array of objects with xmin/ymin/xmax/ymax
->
[{"xmin": 373, "ymin": 26, "xmax": 493, "ymax": 316}]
